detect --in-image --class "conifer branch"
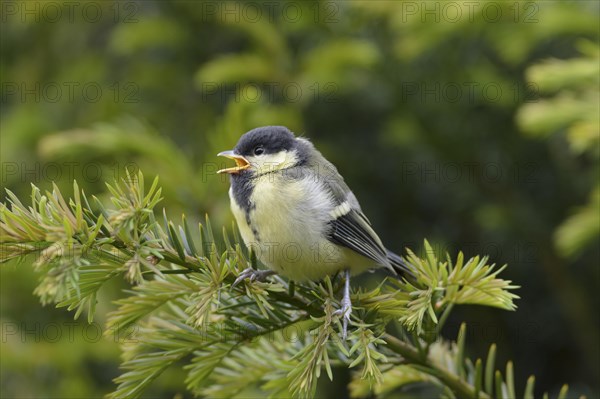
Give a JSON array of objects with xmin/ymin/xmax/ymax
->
[{"xmin": 0, "ymin": 172, "xmax": 569, "ymax": 399}]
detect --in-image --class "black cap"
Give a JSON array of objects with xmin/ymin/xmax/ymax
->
[{"xmin": 234, "ymin": 126, "xmax": 297, "ymax": 157}]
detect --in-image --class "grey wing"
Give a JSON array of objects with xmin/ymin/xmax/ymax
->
[
  {"xmin": 307, "ymin": 154, "xmax": 392, "ymax": 269},
  {"xmin": 328, "ymin": 190, "xmax": 414, "ymax": 275},
  {"xmin": 328, "ymin": 207, "xmax": 392, "ymax": 269}
]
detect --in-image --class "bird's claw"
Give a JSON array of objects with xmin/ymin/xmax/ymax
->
[
  {"xmin": 334, "ymin": 269, "xmax": 353, "ymax": 340},
  {"xmin": 334, "ymin": 295, "xmax": 352, "ymax": 340},
  {"xmin": 232, "ymin": 268, "xmax": 276, "ymax": 288}
]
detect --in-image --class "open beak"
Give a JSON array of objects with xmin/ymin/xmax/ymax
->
[{"xmin": 217, "ymin": 150, "xmax": 251, "ymax": 174}]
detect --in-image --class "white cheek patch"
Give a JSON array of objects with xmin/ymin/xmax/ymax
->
[{"xmin": 248, "ymin": 150, "xmax": 299, "ymax": 175}]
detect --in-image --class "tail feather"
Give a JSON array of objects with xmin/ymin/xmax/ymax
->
[{"xmin": 386, "ymin": 250, "xmax": 415, "ymax": 278}]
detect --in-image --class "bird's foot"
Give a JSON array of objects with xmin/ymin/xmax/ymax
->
[
  {"xmin": 232, "ymin": 268, "xmax": 276, "ymax": 287},
  {"xmin": 334, "ymin": 293, "xmax": 352, "ymax": 340},
  {"xmin": 334, "ymin": 269, "xmax": 352, "ymax": 340}
]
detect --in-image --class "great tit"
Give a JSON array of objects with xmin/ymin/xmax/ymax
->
[{"xmin": 218, "ymin": 126, "xmax": 411, "ymax": 338}]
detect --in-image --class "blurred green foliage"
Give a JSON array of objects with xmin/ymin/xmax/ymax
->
[
  {"xmin": 1, "ymin": 0, "xmax": 598, "ymax": 397},
  {"xmin": 517, "ymin": 41, "xmax": 599, "ymax": 259}
]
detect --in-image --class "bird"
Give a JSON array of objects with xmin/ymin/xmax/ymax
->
[{"xmin": 217, "ymin": 126, "xmax": 412, "ymax": 339}]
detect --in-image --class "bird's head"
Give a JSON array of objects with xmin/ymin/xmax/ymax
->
[{"xmin": 217, "ymin": 126, "xmax": 306, "ymax": 175}]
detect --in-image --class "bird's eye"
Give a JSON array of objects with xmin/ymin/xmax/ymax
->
[{"xmin": 253, "ymin": 146, "xmax": 265, "ymax": 156}]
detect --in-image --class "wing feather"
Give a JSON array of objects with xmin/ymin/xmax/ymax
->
[
  {"xmin": 297, "ymin": 140, "xmax": 393, "ymax": 269},
  {"xmin": 327, "ymin": 209, "xmax": 391, "ymax": 267}
]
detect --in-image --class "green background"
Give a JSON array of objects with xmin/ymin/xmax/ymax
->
[{"xmin": 1, "ymin": 0, "xmax": 598, "ymax": 398}]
